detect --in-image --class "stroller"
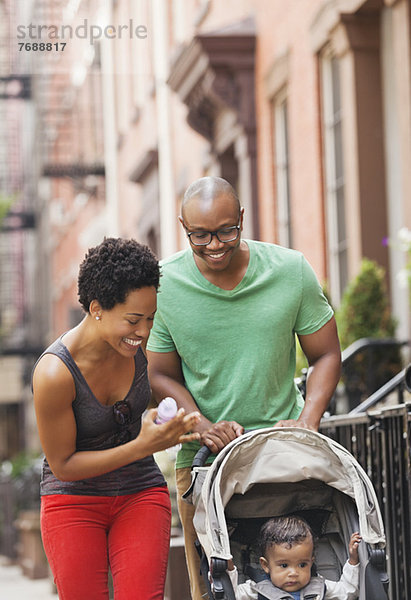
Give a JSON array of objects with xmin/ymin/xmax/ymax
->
[{"xmin": 184, "ymin": 427, "xmax": 389, "ymax": 600}]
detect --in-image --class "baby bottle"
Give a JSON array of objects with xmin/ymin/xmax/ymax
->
[
  {"xmin": 155, "ymin": 397, "xmax": 181, "ymax": 456},
  {"xmin": 155, "ymin": 397, "xmax": 178, "ymax": 424}
]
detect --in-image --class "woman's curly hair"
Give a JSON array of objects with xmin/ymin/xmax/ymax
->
[
  {"xmin": 259, "ymin": 516, "xmax": 314, "ymax": 557},
  {"xmin": 78, "ymin": 237, "xmax": 160, "ymax": 313}
]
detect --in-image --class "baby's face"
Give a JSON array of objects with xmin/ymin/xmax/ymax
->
[{"xmin": 260, "ymin": 538, "xmax": 314, "ymax": 592}]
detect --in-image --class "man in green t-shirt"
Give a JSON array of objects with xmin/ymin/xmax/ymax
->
[{"xmin": 147, "ymin": 176, "xmax": 341, "ymax": 600}]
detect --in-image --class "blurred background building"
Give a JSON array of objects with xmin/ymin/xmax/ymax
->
[{"xmin": 0, "ymin": 0, "xmax": 410, "ymax": 458}]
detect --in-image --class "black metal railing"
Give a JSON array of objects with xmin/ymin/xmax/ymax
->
[
  {"xmin": 320, "ymin": 402, "xmax": 411, "ymax": 600},
  {"xmin": 296, "ymin": 338, "xmax": 410, "ymax": 414},
  {"xmin": 349, "ymin": 364, "xmax": 411, "ymax": 414},
  {"xmin": 340, "ymin": 338, "xmax": 408, "ymax": 411}
]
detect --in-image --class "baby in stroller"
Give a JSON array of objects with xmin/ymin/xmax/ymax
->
[{"xmin": 225, "ymin": 515, "xmax": 361, "ymax": 599}]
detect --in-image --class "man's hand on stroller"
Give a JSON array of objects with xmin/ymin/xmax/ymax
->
[
  {"xmin": 274, "ymin": 395, "xmax": 332, "ymax": 431},
  {"xmin": 201, "ymin": 420, "xmax": 244, "ymax": 453},
  {"xmin": 274, "ymin": 417, "xmax": 318, "ymax": 431}
]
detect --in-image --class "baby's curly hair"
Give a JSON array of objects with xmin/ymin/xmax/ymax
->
[
  {"xmin": 78, "ymin": 237, "xmax": 160, "ymax": 313},
  {"xmin": 259, "ymin": 516, "xmax": 314, "ymax": 558}
]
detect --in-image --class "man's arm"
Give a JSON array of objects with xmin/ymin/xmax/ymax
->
[
  {"xmin": 276, "ymin": 316, "xmax": 341, "ymax": 431},
  {"xmin": 147, "ymin": 349, "xmax": 243, "ymax": 452}
]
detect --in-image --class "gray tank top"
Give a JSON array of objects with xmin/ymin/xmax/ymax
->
[{"xmin": 35, "ymin": 337, "xmax": 166, "ymax": 496}]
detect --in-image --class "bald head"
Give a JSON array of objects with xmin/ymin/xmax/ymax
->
[{"xmin": 181, "ymin": 176, "xmax": 240, "ymax": 219}]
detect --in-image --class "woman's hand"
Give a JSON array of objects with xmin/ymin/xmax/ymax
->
[{"xmin": 137, "ymin": 408, "xmax": 201, "ymax": 454}]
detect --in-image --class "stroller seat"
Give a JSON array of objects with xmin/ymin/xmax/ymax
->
[{"xmin": 225, "ymin": 479, "xmax": 350, "ymax": 584}]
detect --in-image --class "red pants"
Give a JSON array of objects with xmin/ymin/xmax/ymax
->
[{"xmin": 41, "ymin": 487, "xmax": 171, "ymax": 600}]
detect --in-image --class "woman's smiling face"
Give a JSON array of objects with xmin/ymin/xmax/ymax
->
[{"xmin": 96, "ymin": 286, "xmax": 157, "ymax": 355}]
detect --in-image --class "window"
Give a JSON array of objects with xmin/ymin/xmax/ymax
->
[
  {"xmin": 321, "ymin": 52, "xmax": 348, "ymax": 304},
  {"xmin": 273, "ymin": 92, "xmax": 292, "ymax": 248}
]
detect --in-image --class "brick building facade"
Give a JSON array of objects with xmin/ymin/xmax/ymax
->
[{"xmin": 33, "ymin": 0, "xmax": 410, "ymax": 341}]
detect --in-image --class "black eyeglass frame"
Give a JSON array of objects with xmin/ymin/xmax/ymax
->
[{"xmin": 184, "ymin": 223, "xmax": 241, "ymax": 246}]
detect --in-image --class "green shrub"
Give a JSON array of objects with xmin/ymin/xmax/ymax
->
[
  {"xmin": 336, "ymin": 258, "xmax": 402, "ymax": 407},
  {"xmin": 337, "ymin": 258, "xmax": 396, "ymax": 349},
  {"xmin": 0, "ymin": 194, "xmax": 14, "ymax": 224}
]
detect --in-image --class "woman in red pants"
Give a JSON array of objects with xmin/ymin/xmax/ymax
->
[{"xmin": 32, "ymin": 238, "xmax": 200, "ymax": 599}]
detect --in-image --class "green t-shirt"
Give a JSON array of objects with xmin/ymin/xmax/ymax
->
[{"xmin": 147, "ymin": 240, "xmax": 333, "ymax": 468}]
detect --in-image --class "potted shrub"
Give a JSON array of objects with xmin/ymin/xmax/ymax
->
[{"xmin": 336, "ymin": 258, "xmax": 402, "ymax": 409}]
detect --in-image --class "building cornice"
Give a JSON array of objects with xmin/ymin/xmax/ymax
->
[{"xmin": 167, "ymin": 17, "xmax": 256, "ymax": 143}]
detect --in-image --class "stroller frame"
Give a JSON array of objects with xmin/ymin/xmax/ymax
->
[{"xmin": 185, "ymin": 427, "xmax": 389, "ymax": 600}]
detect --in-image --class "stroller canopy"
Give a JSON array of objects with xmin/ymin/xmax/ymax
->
[{"xmin": 191, "ymin": 428, "xmax": 386, "ymax": 561}]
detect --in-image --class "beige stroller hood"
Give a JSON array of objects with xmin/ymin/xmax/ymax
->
[{"xmin": 189, "ymin": 427, "xmax": 386, "ymax": 562}]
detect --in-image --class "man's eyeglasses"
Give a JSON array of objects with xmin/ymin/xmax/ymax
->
[
  {"xmin": 113, "ymin": 400, "xmax": 132, "ymax": 445},
  {"xmin": 185, "ymin": 223, "xmax": 241, "ymax": 246}
]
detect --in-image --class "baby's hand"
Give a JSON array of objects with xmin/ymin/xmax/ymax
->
[{"xmin": 348, "ymin": 532, "xmax": 362, "ymax": 565}]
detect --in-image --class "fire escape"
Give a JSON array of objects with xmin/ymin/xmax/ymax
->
[
  {"xmin": 30, "ymin": 1, "xmax": 106, "ymax": 338},
  {"xmin": 0, "ymin": 0, "xmax": 39, "ymax": 459},
  {"xmin": 0, "ymin": 0, "xmax": 106, "ymax": 459},
  {"xmin": 0, "ymin": 0, "xmax": 37, "ymax": 357},
  {"xmin": 31, "ymin": 0, "xmax": 105, "ymax": 181}
]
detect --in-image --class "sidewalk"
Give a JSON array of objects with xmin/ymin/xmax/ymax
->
[{"xmin": 0, "ymin": 556, "xmax": 57, "ymax": 600}]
